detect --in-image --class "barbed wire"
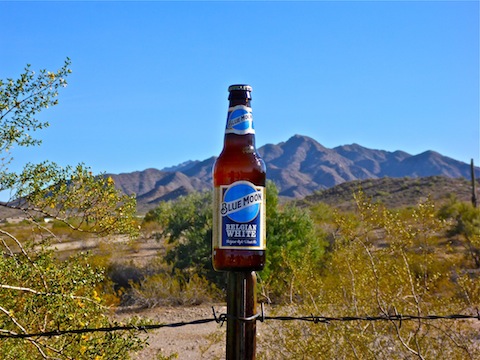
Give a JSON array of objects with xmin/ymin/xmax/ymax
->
[{"xmin": 1, "ymin": 306, "xmax": 479, "ymax": 340}]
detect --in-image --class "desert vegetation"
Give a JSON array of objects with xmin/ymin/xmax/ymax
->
[
  {"xmin": 131, "ymin": 183, "xmax": 479, "ymax": 359},
  {"xmin": 0, "ymin": 60, "xmax": 146, "ymax": 359},
  {"xmin": 1, "ymin": 61, "xmax": 479, "ymax": 359}
]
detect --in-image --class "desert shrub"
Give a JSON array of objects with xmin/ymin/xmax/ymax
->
[
  {"xmin": 438, "ymin": 196, "xmax": 480, "ymax": 267},
  {"xmin": 106, "ymin": 257, "xmax": 222, "ymax": 307},
  {"xmin": 144, "ymin": 191, "xmax": 222, "ymax": 285},
  {"xmin": 260, "ymin": 181, "xmax": 329, "ymax": 303},
  {"xmin": 108, "ymin": 262, "xmax": 151, "ymax": 291},
  {"xmin": 144, "ymin": 182, "xmax": 329, "ymax": 302},
  {"xmin": 0, "ymin": 245, "xmax": 146, "ymax": 359},
  {"xmin": 258, "ymin": 192, "xmax": 480, "ymax": 359},
  {"xmin": 156, "ymin": 352, "xmax": 179, "ymax": 360},
  {"xmin": 126, "ymin": 271, "xmax": 221, "ymax": 308}
]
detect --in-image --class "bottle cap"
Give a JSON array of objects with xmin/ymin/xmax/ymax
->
[{"xmin": 228, "ymin": 84, "xmax": 252, "ymax": 92}]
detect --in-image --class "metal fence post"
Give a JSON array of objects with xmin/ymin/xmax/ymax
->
[
  {"xmin": 471, "ymin": 159, "xmax": 478, "ymax": 208},
  {"xmin": 226, "ymin": 271, "xmax": 257, "ymax": 360}
]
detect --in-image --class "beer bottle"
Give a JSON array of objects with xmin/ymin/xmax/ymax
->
[{"xmin": 212, "ymin": 84, "xmax": 266, "ymax": 271}]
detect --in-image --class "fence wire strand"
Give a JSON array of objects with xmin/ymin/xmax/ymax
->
[{"xmin": 1, "ymin": 306, "xmax": 479, "ymax": 340}]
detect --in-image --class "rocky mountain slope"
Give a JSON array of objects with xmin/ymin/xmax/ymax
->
[
  {"xmin": 107, "ymin": 134, "xmax": 479, "ymax": 212},
  {"xmin": 296, "ymin": 176, "xmax": 478, "ymax": 211}
]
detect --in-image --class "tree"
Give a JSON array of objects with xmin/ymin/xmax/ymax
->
[{"xmin": 0, "ymin": 61, "xmax": 144, "ymax": 358}]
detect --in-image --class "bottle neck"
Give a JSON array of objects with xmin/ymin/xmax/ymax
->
[
  {"xmin": 228, "ymin": 87, "xmax": 252, "ymax": 105},
  {"xmin": 223, "ymin": 133, "xmax": 255, "ymax": 150},
  {"xmin": 229, "ymin": 97, "xmax": 251, "ymax": 107},
  {"xmin": 224, "ymin": 91, "xmax": 255, "ymax": 148}
]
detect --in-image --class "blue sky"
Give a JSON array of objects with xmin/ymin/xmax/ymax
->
[{"xmin": 1, "ymin": 1, "xmax": 479, "ymax": 178}]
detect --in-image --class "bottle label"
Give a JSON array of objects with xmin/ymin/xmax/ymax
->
[
  {"xmin": 213, "ymin": 181, "xmax": 266, "ymax": 250},
  {"xmin": 225, "ymin": 105, "xmax": 255, "ymax": 135}
]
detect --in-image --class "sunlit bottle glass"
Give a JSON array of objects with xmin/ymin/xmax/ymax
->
[{"xmin": 212, "ymin": 84, "xmax": 267, "ymax": 271}]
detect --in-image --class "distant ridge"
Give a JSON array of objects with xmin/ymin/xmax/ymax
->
[
  {"xmin": 107, "ymin": 134, "xmax": 479, "ymax": 213},
  {"xmin": 296, "ymin": 176, "xmax": 478, "ymax": 211}
]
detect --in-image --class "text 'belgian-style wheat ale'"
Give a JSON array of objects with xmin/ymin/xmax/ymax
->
[{"xmin": 212, "ymin": 84, "xmax": 266, "ymax": 271}]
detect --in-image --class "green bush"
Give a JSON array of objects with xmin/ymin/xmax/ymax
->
[
  {"xmin": 143, "ymin": 182, "xmax": 329, "ymax": 302},
  {"xmin": 144, "ymin": 191, "xmax": 223, "ymax": 287},
  {"xmin": 260, "ymin": 181, "xmax": 329, "ymax": 303}
]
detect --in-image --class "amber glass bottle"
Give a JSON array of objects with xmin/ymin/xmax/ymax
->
[{"xmin": 212, "ymin": 84, "xmax": 266, "ymax": 271}]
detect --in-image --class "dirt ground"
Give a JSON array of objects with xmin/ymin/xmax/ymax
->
[
  {"xmin": 107, "ymin": 233, "xmax": 270, "ymax": 359},
  {"xmin": 116, "ymin": 305, "xmax": 227, "ymax": 359},
  {"xmin": 115, "ymin": 303, "xmax": 273, "ymax": 359},
  {"xmin": 30, "ymin": 232, "xmax": 273, "ymax": 359},
  {"xmin": 43, "ymin": 235, "xmax": 223, "ymax": 358}
]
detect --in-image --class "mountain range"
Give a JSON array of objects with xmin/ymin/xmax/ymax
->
[{"xmin": 108, "ymin": 134, "xmax": 479, "ymax": 213}]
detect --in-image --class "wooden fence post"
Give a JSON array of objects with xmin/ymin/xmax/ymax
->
[{"xmin": 226, "ymin": 271, "xmax": 257, "ymax": 360}]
